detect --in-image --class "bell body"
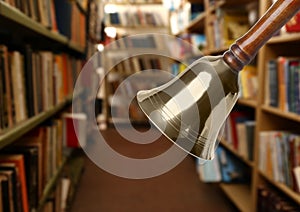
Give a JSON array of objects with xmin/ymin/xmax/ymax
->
[{"xmin": 137, "ymin": 56, "xmax": 239, "ymax": 160}]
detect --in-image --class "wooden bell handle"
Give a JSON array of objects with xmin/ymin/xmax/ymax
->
[{"xmin": 223, "ymin": 0, "xmax": 300, "ymax": 72}]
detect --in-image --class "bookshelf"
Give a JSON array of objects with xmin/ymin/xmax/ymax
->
[
  {"xmin": 219, "ymin": 184, "xmax": 252, "ymax": 212},
  {"xmin": 173, "ymin": 0, "xmax": 300, "ymax": 211},
  {"xmin": 0, "ymin": 0, "xmax": 96, "ymax": 211},
  {"xmin": 0, "ymin": 97, "xmax": 71, "ymax": 149},
  {"xmin": 101, "ymin": 1, "xmax": 174, "ymax": 126}
]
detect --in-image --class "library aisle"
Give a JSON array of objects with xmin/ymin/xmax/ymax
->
[{"xmin": 70, "ymin": 127, "xmax": 238, "ymax": 212}]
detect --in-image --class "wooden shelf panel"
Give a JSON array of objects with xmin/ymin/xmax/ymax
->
[
  {"xmin": 259, "ymin": 171, "xmax": 300, "ymax": 204},
  {"xmin": 37, "ymin": 157, "xmax": 68, "ymax": 211},
  {"xmin": 68, "ymin": 41, "xmax": 86, "ymax": 54},
  {"xmin": 207, "ymin": 0, "xmax": 225, "ymax": 13},
  {"xmin": 106, "ymin": 24, "xmax": 167, "ymax": 29},
  {"xmin": 204, "ymin": 46, "xmax": 228, "ymax": 55},
  {"xmin": 186, "ymin": 12, "xmax": 206, "ymax": 34},
  {"xmin": 0, "ymin": 98, "xmax": 71, "ymax": 149},
  {"xmin": 219, "ymin": 184, "xmax": 252, "ymax": 212},
  {"xmin": 261, "ymin": 105, "xmax": 300, "ymax": 123},
  {"xmin": 219, "ymin": 140, "xmax": 254, "ymax": 167},
  {"xmin": 268, "ymin": 33, "xmax": 300, "ymax": 44},
  {"xmin": 105, "ymin": 1, "xmax": 163, "ymax": 5},
  {"xmin": 238, "ymin": 98, "xmax": 257, "ymax": 108}
]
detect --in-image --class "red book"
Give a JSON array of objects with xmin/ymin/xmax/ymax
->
[
  {"xmin": 285, "ymin": 12, "xmax": 300, "ymax": 32},
  {"xmin": 0, "ymin": 154, "xmax": 29, "ymax": 212},
  {"xmin": 228, "ymin": 111, "xmax": 252, "ymax": 150},
  {"xmin": 63, "ymin": 113, "xmax": 87, "ymax": 148}
]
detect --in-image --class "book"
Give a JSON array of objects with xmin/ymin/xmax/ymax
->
[
  {"xmin": 0, "ymin": 155, "xmax": 29, "ymax": 212},
  {"xmin": 285, "ymin": 11, "xmax": 300, "ymax": 32},
  {"xmin": 217, "ymin": 146, "xmax": 250, "ymax": 183},
  {"xmin": 54, "ymin": 0, "xmax": 72, "ymax": 38},
  {"xmin": 266, "ymin": 59, "xmax": 278, "ymax": 107},
  {"xmin": 63, "ymin": 113, "xmax": 87, "ymax": 148},
  {"xmin": 3, "ymin": 146, "xmax": 39, "ymax": 211},
  {"xmin": 197, "ymin": 147, "xmax": 222, "ymax": 182},
  {"xmin": 0, "ymin": 163, "xmax": 21, "ymax": 212},
  {"xmin": 0, "ymin": 170, "xmax": 16, "ymax": 212},
  {"xmin": 23, "ymin": 45, "xmax": 35, "ymax": 118},
  {"xmin": 257, "ymin": 185, "xmax": 300, "ymax": 211},
  {"xmin": 0, "ymin": 175, "xmax": 9, "ymax": 212},
  {"xmin": 10, "ymin": 51, "xmax": 27, "ymax": 123},
  {"xmin": 0, "ymin": 45, "xmax": 13, "ymax": 128}
]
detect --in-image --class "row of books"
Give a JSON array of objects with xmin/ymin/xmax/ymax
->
[
  {"xmin": 258, "ymin": 131, "xmax": 300, "ymax": 193},
  {"xmin": 105, "ymin": 0, "xmax": 162, "ymax": 3},
  {"xmin": 257, "ymin": 185, "xmax": 300, "ymax": 211},
  {"xmin": 108, "ymin": 55, "xmax": 164, "ymax": 76},
  {"xmin": 107, "ymin": 68, "xmax": 168, "ymax": 122},
  {"xmin": 88, "ymin": 0, "xmax": 103, "ymax": 43},
  {"xmin": 222, "ymin": 110, "xmax": 255, "ymax": 161},
  {"xmin": 105, "ymin": 9, "xmax": 165, "ymax": 27},
  {"xmin": 206, "ymin": 9, "xmax": 249, "ymax": 50},
  {"xmin": 0, "ymin": 44, "xmax": 83, "ymax": 132},
  {"xmin": 0, "ymin": 113, "xmax": 86, "ymax": 212},
  {"xmin": 265, "ymin": 57, "xmax": 300, "ymax": 114},
  {"xmin": 239, "ymin": 65, "xmax": 258, "ymax": 100},
  {"xmin": 54, "ymin": 0, "xmax": 86, "ymax": 47},
  {"xmin": 197, "ymin": 146, "xmax": 250, "ymax": 183},
  {"xmin": 2, "ymin": 0, "xmax": 86, "ymax": 48},
  {"xmin": 107, "ymin": 33, "xmax": 159, "ymax": 50}
]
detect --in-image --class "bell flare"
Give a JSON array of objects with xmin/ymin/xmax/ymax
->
[
  {"xmin": 136, "ymin": 56, "xmax": 240, "ymax": 160},
  {"xmin": 136, "ymin": 87, "xmax": 217, "ymax": 161}
]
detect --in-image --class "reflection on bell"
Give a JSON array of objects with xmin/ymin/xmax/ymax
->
[{"xmin": 137, "ymin": 56, "xmax": 240, "ymax": 160}]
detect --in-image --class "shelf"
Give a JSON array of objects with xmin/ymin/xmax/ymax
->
[
  {"xmin": 0, "ymin": 97, "xmax": 72, "ymax": 149},
  {"xmin": 0, "ymin": 2, "xmax": 67, "ymax": 43},
  {"xmin": 105, "ymin": 1, "xmax": 163, "ymax": 5},
  {"xmin": 207, "ymin": 0, "xmax": 225, "ymax": 13},
  {"xmin": 238, "ymin": 98, "xmax": 257, "ymax": 108},
  {"xmin": 261, "ymin": 105, "xmax": 300, "ymax": 123},
  {"xmin": 37, "ymin": 157, "xmax": 68, "ymax": 211},
  {"xmin": 259, "ymin": 171, "xmax": 300, "ymax": 204},
  {"xmin": 68, "ymin": 41, "xmax": 86, "ymax": 54},
  {"xmin": 219, "ymin": 139, "xmax": 254, "ymax": 167},
  {"xmin": 268, "ymin": 33, "xmax": 300, "ymax": 44},
  {"xmin": 220, "ymin": 0, "xmax": 255, "ymax": 7},
  {"xmin": 186, "ymin": 12, "xmax": 206, "ymax": 34},
  {"xmin": 204, "ymin": 46, "xmax": 228, "ymax": 55},
  {"xmin": 219, "ymin": 184, "xmax": 252, "ymax": 212},
  {"xmin": 0, "ymin": 1, "xmax": 85, "ymax": 55}
]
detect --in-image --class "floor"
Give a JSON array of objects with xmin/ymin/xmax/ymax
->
[{"xmin": 70, "ymin": 127, "xmax": 238, "ymax": 212}]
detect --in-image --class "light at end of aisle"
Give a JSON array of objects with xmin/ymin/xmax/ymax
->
[
  {"xmin": 104, "ymin": 27, "xmax": 117, "ymax": 38},
  {"xmin": 97, "ymin": 44, "xmax": 104, "ymax": 52},
  {"xmin": 104, "ymin": 4, "xmax": 117, "ymax": 14}
]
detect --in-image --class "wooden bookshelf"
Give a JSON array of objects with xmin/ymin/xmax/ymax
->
[
  {"xmin": 238, "ymin": 99, "xmax": 257, "ymax": 108},
  {"xmin": 219, "ymin": 139, "xmax": 254, "ymax": 167},
  {"xmin": 268, "ymin": 33, "xmax": 300, "ymax": 44},
  {"xmin": 259, "ymin": 171, "xmax": 300, "ymax": 204},
  {"xmin": 37, "ymin": 157, "xmax": 68, "ymax": 211},
  {"xmin": 105, "ymin": 1, "xmax": 163, "ymax": 5},
  {"xmin": 101, "ymin": 0, "xmax": 300, "ymax": 210},
  {"xmin": 0, "ymin": 1, "xmax": 85, "ymax": 55},
  {"xmin": 0, "ymin": 98, "xmax": 72, "ymax": 149},
  {"xmin": 261, "ymin": 105, "xmax": 300, "ymax": 123},
  {"xmin": 0, "ymin": 0, "xmax": 93, "ymax": 210},
  {"xmin": 186, "ymin": 12, "xmax": 206, "ymax": 34},
  {"xmin": 219, "ymin": 184, "xmax": 252, "ymax": 212},
  {"xmin": 204, "ymin": 46, "xmax": 228, "ymax": 55}
]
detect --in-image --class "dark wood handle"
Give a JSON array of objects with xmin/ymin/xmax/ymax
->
[{"xmin": 223, "ymin": 0, "xmax": 300, "ymax": 72}]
